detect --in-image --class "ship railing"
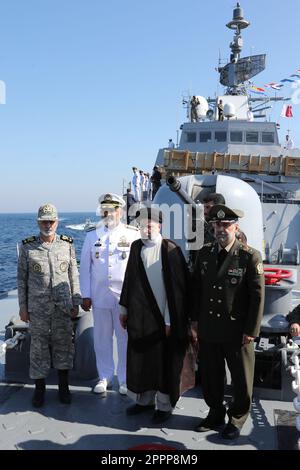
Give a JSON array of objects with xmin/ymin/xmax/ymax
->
[{"xmin": 163, "ymin": 150, "xmax": 300, "ymax": 178}]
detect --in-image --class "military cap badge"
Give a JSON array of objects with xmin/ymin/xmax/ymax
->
[
  {"xmin": 217, "ymin": 209, "xmax": 225, "ymax": 219},
  {"xmin": 43, "ymin": 204, "xmax": 53, "ymax": 214}
]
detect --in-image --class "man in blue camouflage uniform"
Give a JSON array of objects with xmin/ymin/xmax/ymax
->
[{"xmin": 17, "ymin": 203, "xmax": 82, "ymax": 407}]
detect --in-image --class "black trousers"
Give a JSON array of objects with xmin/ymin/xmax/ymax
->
[{"xmin": 198, "ymin": 339, "xmax": 255, "ymax": 428}]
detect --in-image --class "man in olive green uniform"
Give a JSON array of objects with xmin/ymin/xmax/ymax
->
[
  {"xmin": 193, "ymin": 204, "xmax": 265, "ymax": 440},
  {"xmin": 18, "ymin": 203, "xmax": 82, "ymax": 407}
]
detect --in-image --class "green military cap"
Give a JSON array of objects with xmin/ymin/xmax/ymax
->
[
  {"xmin": 37, "ymin": 203, "xmax": 58, "ymax": 221},
  {"xmin": 208, "ymin": 204, "xmax": 244, "ymax": 223}
]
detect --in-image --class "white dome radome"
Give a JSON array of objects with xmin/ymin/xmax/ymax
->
[
  {"xmin": 224, "ymin": 102, "xmax": 236, "ymax": 118},
  {"xmin": 195, "ymin": 96, "xmax": 209, "ymax": 119}
]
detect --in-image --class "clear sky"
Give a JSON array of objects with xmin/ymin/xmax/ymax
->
[{"xmin": 1, "ymin": 0, "xmax": 300, "ymax": 212}]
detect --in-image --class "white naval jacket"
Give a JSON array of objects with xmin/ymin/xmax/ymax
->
[{"xmin": 79, "ymin": 222, "xmax": 140, "ymax": 308}]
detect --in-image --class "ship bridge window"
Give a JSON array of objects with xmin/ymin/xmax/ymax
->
[
  {"xmin": 215, "ymin": 131, "xmax": 227, "ymax": 142},
  {"xmin": 230, "ymin": 131, "xmax": 243, "ymax": 143},
  {"xmin": 246, "ymin": 132, "xmax": 259, "ymax": 143},
  {"xmin": 185, "ymin": 132, "xmax": 197, "ymax": 143},
  {"xmin": 262, "ymin": 132, "xmax": 275, "ymax": 143},
  {"xmin": 199, "ymin": 132, "xmax": 212, "ymax": 142}
]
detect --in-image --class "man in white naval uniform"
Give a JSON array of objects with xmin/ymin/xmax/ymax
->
[
  {"xmin": 132, "ymin": 167, "xmax": 141, "ymax": 203},
  {"xmin": 80, "ymin": 193, "xmax": 140, "ymax": 395}
]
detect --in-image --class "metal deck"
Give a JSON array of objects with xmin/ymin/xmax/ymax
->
[{"xmin": 0, "ymin": 290, "xmax": 298, "ymax": 451}]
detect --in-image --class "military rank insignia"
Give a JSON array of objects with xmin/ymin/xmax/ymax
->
[
  {"xmin": 22, "ymin": 236, "xmax": 36, "ymax": 245},
  {"xmin": 94, "ymin": 239, "xmax": 102, "ymax": 247},
  {"xmin": 33, "ymin": 263, "xmax": 42, "ymax": 273},
  {"xmin": 60, "ymin": 235, "xmax": 73, "ymax": 243}
]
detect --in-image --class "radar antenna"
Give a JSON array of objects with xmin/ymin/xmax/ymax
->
[{"xmin": 218, "ymin": 3, "xmax": 266, "ymax": 94}]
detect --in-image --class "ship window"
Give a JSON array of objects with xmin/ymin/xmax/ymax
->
[
  {"xmin": 246, "ymin": 132, "xmax": 259, "ymax": 143},
  {"xmin": 199, "ymin": 132, "xmax": 212, "ymax": 142},
  {"xmin": 186, "ymin": 132, "xmax": 196, "ymax": 143},
  {"xmin": 230, "ymin": 131, "xmax": 243, "ymax": 142},
  {"xmin": 262, "ymin": 132, "xmax": 274, "ymax": 143},
  {"xmin": 215, "ymin": 131, "xmax": 227, "ymax": 142}
]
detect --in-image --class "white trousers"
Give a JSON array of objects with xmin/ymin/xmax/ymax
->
[
  {"xmin": 92, "ymin": 305, "xmax": 127, "ymax": 384},
  {"xmin": 133, "ymin": 186, "xmax": 141, "ymax": 202},
  {"xmin": 134, "ymin": 390, "xmax": 172, "ymax": 412}
]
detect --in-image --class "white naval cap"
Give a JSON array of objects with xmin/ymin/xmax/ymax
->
[{"xmin": 98, "ymin": 193, "xmax": 126, "ymax": 209}]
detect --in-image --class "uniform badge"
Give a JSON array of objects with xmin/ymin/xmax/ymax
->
[
  {"xmin": 94, "ymin": 239, "xmax": 102, "ymax": 247},
  {"xmin": 33, "ymin": 263, "xmax": 41, "ymax": 273},
  {"xmin": 118, "ymin": 236, "xmax": 130, "ymax": 248},
  {"xmin": 231, "ymin": 278, "xmax": 237, "ymax": 285},
  {"xmin": 217, "ymin": 210, "xmax": 225, "ymax": 219},
  {"xmin": 43, "ymin": 204, "xmax": 53, "ymax": 215},
  {"xmin": 121, "ymin": 252, "xmax": 127, "ymax": 260},
  {"xmin": 228, "ymin": 268, "xmax": 243, "ymax": 277},
  {"xmin": 95, "ymin": 252, "xmax": 100, "ymax": 259},
  {"xmin": 60, "ymin": 261, "xmax": 68, "ymax": 272},
  {"xmin": 256, "ymin": 263, "xmax": 264, "ymax": 275}
]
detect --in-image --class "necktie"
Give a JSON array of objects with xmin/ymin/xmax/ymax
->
[{"xmin": 217, "ymin": 248, "xmax": 227, "ymax": 269}]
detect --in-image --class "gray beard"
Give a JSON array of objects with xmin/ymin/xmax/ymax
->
[{"xmin": 40, "ymin": 229, "xmax": 55, "ymax": 237}]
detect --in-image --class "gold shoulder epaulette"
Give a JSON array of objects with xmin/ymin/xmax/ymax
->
[
  {"xmin": 22, "ymin": 236, "xmax": 36, "ymax": 245},
  {"xmin": 60, "ymin": 234, "xmax": 73, "ymax": 243},
  {"xmin": 125, "ymin": 224, "xmax": 139, "ymax": 231}
]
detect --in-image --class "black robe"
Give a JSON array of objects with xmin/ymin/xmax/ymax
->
[{"xmin": 119, "ymin": 238, "xmax": 190, "ymax": 407}]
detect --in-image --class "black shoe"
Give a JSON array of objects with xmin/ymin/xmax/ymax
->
[
  {"xmin": 126, "ymin": 404, "xmax": 155, "ymax": 415},
  {"xmin": 32, "ymin": 389, "xmax": 45, "ymax": 408},
  {"xmin": 32, "ymin": 379, "xmax": 46, "ymax": 408},
  {"xmin": 194, "ymin": 416, "xmax": 225, "ymax": 432},
  {"xmin": 221, "ymin": 422, "xmax": 240, "ymax": 440},
  {"xmin": 58, "ymin": 369, "xmax": 71, "ymax": 404},
  {"xmin": 58, "ymin": 388, "xmax": 72, "ymax": 404},
  {"xmin": 152, "ymin": 410, "xmax": 172, "ymax": 424}
]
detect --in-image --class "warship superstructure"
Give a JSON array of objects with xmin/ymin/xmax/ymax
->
[
  {"xmin": 0, "ymin": 3, "xmax": 299, "ymax": 451},
  {"xmin": 153, "ymin": 0, "xmax": 300, "ymax": 434}
]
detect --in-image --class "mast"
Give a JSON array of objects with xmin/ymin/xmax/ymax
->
[{"xmin": 218, "ymin": 3, "xmax": 265, "ymax": 96}]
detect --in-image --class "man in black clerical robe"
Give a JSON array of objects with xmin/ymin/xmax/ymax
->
[{"xmin": 119, "ymin": 206, "xmax": 190, "ymax": 423}]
